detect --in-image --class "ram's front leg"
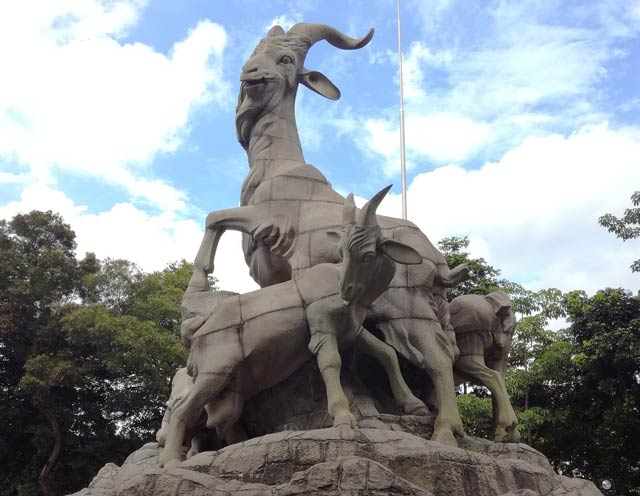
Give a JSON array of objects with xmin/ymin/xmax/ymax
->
[
  {"xmin": 187, "ymin": 206, "xmax": 263, "ymax": 294},
  {"xmin": 309, "ymin": 330, "xmax": 356, "ymax": 428},
  {"xmin": 354, "ymin": 328, "xmax": 428, "ymax": 416}
]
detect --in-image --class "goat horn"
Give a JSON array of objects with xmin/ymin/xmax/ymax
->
[
  {"xmin": 287, "ymin": 23, "xmax": 374, "ymax": 50},
  {"xmin": 267, "ymin": 25, "xmax": 285, "ymax": 37},
  {"xmin": 342, "ymin": 193, "xmax": 356, "ymax": 224},
  {"xmin": 357, "ymin": 185, "xmax": 392, "ymax": 228}
]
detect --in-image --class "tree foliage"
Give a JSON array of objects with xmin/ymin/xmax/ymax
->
[
  {"xmin": 438, "ymin": 236, "xmax": 505, "ymax": 300},
  {"xmin": 439, "ymin": 235, "xmax": 640, "ymax": 491},
  {"xmin": 599, "ymin": 190, "xmax": 640, "ymax": 272},
  {"xmin": 506, "ymin": 289, "xmax": 640, "ymax": 494},
  {"xmin": 457, "ymin": 393, "xmax": 493, "ymax": 439},
  {"xmin": 0, "ymin": 211, "xmax": 189, "ymax": 496},
  {"xmin": 560, "ymin": 288, "xmax": 640, "ymax": 491}
]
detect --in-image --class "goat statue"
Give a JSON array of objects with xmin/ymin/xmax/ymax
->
[
  {"xmin": 160, "ymin": 187, "xmax": 428, "ymax": 468},
  {"xmin": 450, "ymin": 290, "xmax": 521, "ymax": 443},
  {"xmin": 185, "ymin": 22, "xmax": 470, "ymax": 447},
  {"xmin": 155, "ymin": 367, "xmax": 219, "ymax": 458}
]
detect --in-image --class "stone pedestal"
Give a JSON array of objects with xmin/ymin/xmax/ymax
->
[{"xmin": 69, "ymin": 429, "xmax": 601, "ymax": 496}]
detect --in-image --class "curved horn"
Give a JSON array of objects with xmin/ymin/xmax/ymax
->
[
  {"xmin": 267, "ymin": 25, "xmax": 285, "ymax": 37},
  {"xmin": 357, "ymin": 185, "xmax": 392, "ymax": 228},
  {"xmin": 342, "ymin": 193, "xmax": 356, "ymax": 224},
  {"xmin": 287, "ymin": 23, "xmax": 374, "ymax": 50}
]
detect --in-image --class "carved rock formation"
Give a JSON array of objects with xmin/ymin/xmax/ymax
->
[{"xmin": 69, "ymin": 429, "xmax": 601, "ymax": 496}]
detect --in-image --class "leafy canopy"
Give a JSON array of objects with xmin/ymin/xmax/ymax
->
[
  {"xmin": 599, "ymin": 191, "xmax": 640, "ymax": 272},
  {"xmin": 0, "ymin": 210, "xmax": 190, "ymax": 496}
]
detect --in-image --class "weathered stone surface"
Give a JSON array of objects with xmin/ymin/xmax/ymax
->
[
  {"xmin": 242, "ymin": 358, "xmax": 434, "ymax": 439},
  {"xmin": 459, "ymin": 436, "xmax": 553, "ymax": 474},
  {"xmin": 546, "ymin": 476, "xmax": 603, "ymax": 495},
  {"xmin": 181, "ymin": 290, "xmax": 238, "ymax": 322},
  {"xmin": 495, "ymin": 478, "xmax": 603, "ymax": 496},
  {"xmin": 69, "ymin": 463, "xmax": 119, "ymax": 496},
  {"xmin": 68, "ymin": 429, "xmax": 602, "ymax": 496},
  {"xmin": 498, "ymin": 491, "xmax": 539, "ymax": 496}
]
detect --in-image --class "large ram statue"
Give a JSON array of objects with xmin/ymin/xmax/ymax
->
[{"xmin": 185, "ymin": 23, "xmax": 470, "ymax": 446}]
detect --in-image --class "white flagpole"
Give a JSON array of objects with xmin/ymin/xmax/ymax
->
[{"xmin": 397, "ymin": 0, "xmax": 408, "ymax": 220}]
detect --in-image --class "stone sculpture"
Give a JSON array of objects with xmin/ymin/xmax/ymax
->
[
  {"xmin": 71, "ymin": 21, "xmax": 605, "ymax": 496},
  {"xmin": 74, "ymin": 431, "xmax": 603, "ymax": 496},
  {"xmin": 159, "ymin": 187, "xmax": 428, "ymax": 469},
  {"xmin": 185, "ymin": 22, "xmax": 470, "ymax": 446},
  {"xmin": 450, "ymin": 291, "xmax": 521, "ymax": 442},
  {"xmin": 155, "ymin": 367, "xmax": 218, "ymax": 458}
]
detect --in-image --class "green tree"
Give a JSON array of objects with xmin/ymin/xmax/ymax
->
[
  {"xmin": 599, "ymin": 190, "xmax": 640, "ymax": 272},
  {"xmin": 507, "ymin": 289, "xmax": 640, "ymax": 494},
  {"xmin": 438, "ymin": 236, "xmax": 504, "ymax": 300},
  {"xmin": 0, "ymin": 211, "xmax": 79, "ymax": 496},
  {"xmin": 91, "ymin": 258, "xmax": 141, "ymax": 312},
  {"xmin": 125, "ymin": 260, "xmax": 194, "ymax": 336},
  {"xmin": 457, "ymin": 393, "xmax": 493, "ymax": 439},
  {"xmin": 0, "ymin": 211, "xmax": 189, "ymax": 496},
  {"xmin": 560, "ymin": 288, "xmax": 640, "ymax": 493},
  {"xmin": 507, "ymin": 322, "xmax": 575, "ymax": 450}
]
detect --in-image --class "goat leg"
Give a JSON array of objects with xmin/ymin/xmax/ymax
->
[
  {"xmin": 354, "ymin": 328, "xmax": 428, "ymax": 416},
  {"xmin": 311, "ymin": 330, "xmax": 355, "ymax": 428},
  {"xmin": 187, "ymin": 206, "xmax": 264, "ymax": 294}
]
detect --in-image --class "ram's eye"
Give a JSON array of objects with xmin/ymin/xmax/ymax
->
[
  {"xmin": 361, "ymin": 252, "xmax": 375, "ymax": 263},
  {"xmin": 280, "ymin": 55, "xmax": 293, "ymax": 64}
]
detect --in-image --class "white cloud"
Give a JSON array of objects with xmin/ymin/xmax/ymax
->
[
  {"xmin": 414, "ymin": 0, "xmax": 640, "ymax": 125},
  {"xmin": 360, "ymin": 112, "xmax": 491, "ymax": 176},
  {"xmin": 409, "ymin": 0, "xmax": 457, "ymax": 33},
  {"xmin": 345, "ymin": 1, "xmax": 640, "ymax": 177},
  {"xmin": 0, "ymin": 0, "xmax": 229, "ymax": 212},
  {"xmin": 267, "ymin": 14, "xmax": 304, "ymax": 32},
  {"xmin": 401, "ymin": 41, "xmax": 453, "ymax": 101},
  {"xmin": 0, "ymin": 183, "xmax": 259, "ymax": 293},
  {"xmin": 372, "ymin": 123, "xmax": 640, "ymax": 294}
]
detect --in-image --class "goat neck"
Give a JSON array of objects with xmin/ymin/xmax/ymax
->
[{"xmin": 245, "ymin": 99, "xmax": 306, "ymax": 174}]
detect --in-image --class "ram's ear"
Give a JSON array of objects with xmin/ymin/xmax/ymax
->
[
  {"xmin": 300, "ymin": 69, "xmax": 341, "ymax": 100},
  {"xmin": 326, "ymin": 230, "xmax": 341, "ymax": 246},
  {"xmin": 379, "ymin": 239, "xmax": 422, "ymax": 265}
]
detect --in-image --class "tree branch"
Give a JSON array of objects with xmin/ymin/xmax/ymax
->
[{"xmin": 38, "ymin": 406, "xmax": 62, "ymax": 496}]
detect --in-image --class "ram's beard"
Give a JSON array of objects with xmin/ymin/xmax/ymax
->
[
  {"xmin": 235, "ymin": 98, "xmax": 262, "ymax": 149},
  {"xmin": 235, "ymin": 87, "xmax": 283, "ymax": 149}
]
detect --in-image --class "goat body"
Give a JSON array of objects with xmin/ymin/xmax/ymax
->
[
  {"xmin": 449, "ymin": 291, "xmax": 520, "ymax": 443},
  {"xmin": 188, "ymin": 264, "xmax": 359, "ymax": 390}
]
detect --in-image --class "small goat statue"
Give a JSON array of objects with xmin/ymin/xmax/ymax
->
[
  {"xmin": 187, "ymin": 22, "xmax": 470, "ymax": 447},
  {"xmin": 160, "ymin": 186, "xmax": 426, "ymax": 468},
  {"xmin": 450, "ymin": 290, "xmax": 521, "ymax": 443}
]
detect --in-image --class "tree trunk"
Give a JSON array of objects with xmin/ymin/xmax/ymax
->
[{"xmin": 38, "ymin": 407, "xmax": 61, "ymax": 496}]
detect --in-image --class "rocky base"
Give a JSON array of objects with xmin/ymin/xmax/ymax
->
[{"xmin": 69, "ymin": 428, "xmax": 601, "ymax": 496}]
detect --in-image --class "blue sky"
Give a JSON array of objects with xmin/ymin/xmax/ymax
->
[{"xmin": 0, "ymin": 0, "xmax": 639, "ymax": 296}]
